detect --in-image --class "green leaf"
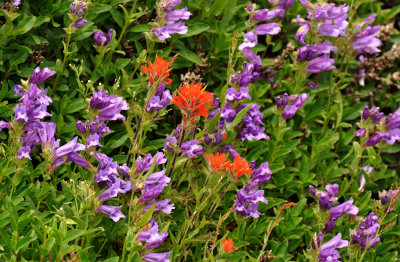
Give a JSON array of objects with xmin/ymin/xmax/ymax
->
[
  {"xmin": 209, "ymin": 0, "xmax": 229, "ymax": 16},
  {"xmin": 136, "ymin": 204, "xmax": 156, "ymax": 228},
  {"xmin": 13, "ymin": 16, "xmax": 37, "ymax": 36},
  {"xmin": 177, "ymin": 46, "xmax": 203, "ymax": 65},
  {"xmin": 16, "ymin": 236, "xmax": 37, "ymax": 253},
  {"xmin": 33, "ymin": 16, "xmax": 50, "ymax": 27},
  {"xmin": 227, "ymin": 104, "xmax": 251, "ymax": 131},
  {"xmin": 64, "ymin": 99, "xmax": 87, "ymax": 114},
  {"xmin": 65, "ymin": 229, "xmax": 85, "ymax": 243},
  {"xmin": 103, "ymin": 257, "xmax": 119, "ymax": 262}
]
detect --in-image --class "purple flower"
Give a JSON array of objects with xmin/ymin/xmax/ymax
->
[
  {"xmin": 143, "ymin": 252, "xmax": 170, "ymax": 262},
  {"xmin": 71, "ymin": 18, "xmax": 87, "ymax": 29},
  {"xmin": 163, "ymin": 0, "xmax": 182, "ymax": 12},
  {"xmin": 164, "ymin": 136, "xmax": 177, "ymax": 152},
  {"xmin": 281, "ymin": 93, "xmax": 309, "ymax": 119},
  {"xmin": 298, "ymin": 0, "xmax": 314, "ymax": 10},
  {"xmin": 295, "ymin": 19, "xmax": 310, "ymax": 45},
  {"xmin": 140, "ymin": 183, "xmax": 168, "ymax": 202},
  {"xmin": 307, "ymin": 55, "xmax": 336, "ymax": 74},
  {"xmin": 13, "ymin": 0, "xmax": 21, "ymax": 6},
  {"xmin": 366, "ymin": 129, "xmax": 400, "ymax": 146},
  {"xmin": 309, "ymin": 185, "xmax": 316, "ymax": 195},
  {"xmin": 318, "ymin": 17, "xmax": 348, "ymax": 37},
  {"xmin": 297, "ymin": 41, "xmax": 338, "ymax": 62},
  {"xmin": 99, "ymin": 178, "xmax": 131, "ymax": 202},
  {"xmin": 14, "ymin": 84, "xmax": 52, "ymax": 123},
  {"xmin": 238, "ymin": 103, "xmax": 269, "ymax": 141},
  {"xmin": 354, "ymin": 128, "xmax": 366, "ymax": 137},
  {"xmin": 51, "ymin": 136, "xmax": 89, "ymax": 170},
  {"xmin": 385, "ymin": 108, "xmax": 400, "ymax": 130},
  {"xmin": 238, "ymin": 32, "xmax": 258, "ymax": 50},
  {"xmin": 329, "ymin": 197, "xmax": 359, "ymax": 219},
  {"xmin": 225, "ymin": 87, "xmax": 251, "ymax": 101},
  {"xmin": 135, "ymin": 152, "xmax": 167, "ymax": 173},
  {"xmin": 312, "ymin": 232, "xmax": 323, "ymax": 249},
  {"xmin": 181, "ymin": 140, "xmax": 204, "ymax": 158},
  {"xmin": 313, "ymin": 4, "xmax": 349, "ymax": 20},
  {"xmin": 362, "ymin": 105, "xmax": 370, "ymax": 120},
  {"xmin": 234, "ymin": 189, "xmax": 268, "ymax": 218},
  {"xmin": 318, "ymin": 233, "xmax": 348, "ymax": 262},
  {"xmin": 29, "ymin": 67, "xmax": 56, "ymax": 85},
  {"xmin": 380, "ymin": 189, "xmax": 399, "ymax": 205},
  {"xmin": 97, "ymin": 205, "xmax": 126, "ymax": 222},
  {"xmin": 13, "ymin": 84, "xmax": 24, "ymax": 96},
  {"xmin": 17, "ymin": 146, "xmax": 32, "ymax": 160},
  {"xmin": 153, "ymin": 21, "xmax": 188, "ymax": 41},
  {"xmin": 0, "ymin": 121, "xmax": 11, "ymax": 131},
  {"xmin": 254, "ymin": 23, "xmax": 281, "ymax": 35},
  {"xmin": 94, "ymin": 29, "xmax": 114, "ymax": 47},
  {"xmin": 144, "ymin": 199, "xmax": 175, "ymax": 214},
  {"xmin": 251, "ymin": 162, "xmax": 272, "ymax": 185},
  {"xmin": 352, "ymin": 212, "xmax": 380, "ymax": 250},
  {"xmin": 137, "ymin": 220, "xmax": 168, "ymax": 249},
  {"xmin": 353, "ymin": 14, "xmax": 381, "ymax": 54},
  {"xmin": 253, "ymin": 8, "xmax": 284, "ymax": 21},
  {"xmin": 147, "ymin": 89, "xmax": 172, "ymax": 111},
  {"xmin": 90, "ymin": 89, "xmax": 129, "ymax": 121},
  {"xmin": 166, "ymin": 7, "xmax": 191, "ymax": 21}
]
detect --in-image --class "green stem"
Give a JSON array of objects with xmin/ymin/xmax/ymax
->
[
  {"xmin": 102, "ymin": 0, "xmax": 138, "ymax": 66},
  {"xmin": 51, "ymin": 33, "xmax": 71, "ymax": 96}
]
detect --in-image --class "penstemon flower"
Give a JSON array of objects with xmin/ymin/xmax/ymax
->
[
  {"xmin": 93, "ymin": 29, "xmax": 114, "ymax": 47},
  {"xmin": 312, "ymin": 232, "xmax": 349, "ymax": 262},
  {"xmin": 152, "ymin": 0, "xmax": 192, "ymax": 41},
  {"xmin": 351, "ymin": 212, "xmax": 380, "ymax": 250}
]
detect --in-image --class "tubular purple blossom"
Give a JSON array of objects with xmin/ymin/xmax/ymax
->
[
  {"xmin": 97, "ymin": 205, "xmax": 126, "ymax": 222},
  {"xmin": 254, "ymin": 23, "xmax": 281, "ymax": 35}
]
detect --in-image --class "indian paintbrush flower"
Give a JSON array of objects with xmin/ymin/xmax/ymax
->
[{"xmin": 221, "ymin": 238, "xmax": 235, "ymax": 252}]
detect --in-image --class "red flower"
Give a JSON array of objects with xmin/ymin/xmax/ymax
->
[
  {"xmin": 221, "ymin": 238, "xmax": 235, "ymax": 252},
  {"xmin": 228, "ymin": 155, "xmax": 253, "ymax": 178},
  {"xmin": 171, "ymin": 83, "xmax": 213, "ymax": 122},
  {"xmin": 203, "ymin": 152, "xmax": 231, "ymax": 173},
  {"xmin": 141, "ymin": 55, "xmax": 174, "ymax": 85}
]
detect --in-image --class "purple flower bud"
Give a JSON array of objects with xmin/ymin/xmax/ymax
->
[
  {"xmin": 309, "ymin": 185, "xmax": 316, "ymax": 195},
  {"xmin": 282, "ymin": 93, "xmax": 309, "ymax": 119},
  {"xmin": 323, "ymin": 217, "xmax": 337, "ymax": 233},
  {"xmin": 13, "ymin": 84, "xmax": 24, "ymax": 96},
  {"xmin": 70, "ymin": 2, "xmax": 77, "ymax": 14},
  {"xmin": 299, "ymin": 0, "xmax": 314, "ymax": 10},
  {"xmin": 354, "ymin": 128, "xmax": 366, "ymax": 137},
  {"xmin": 0, "ymin": 121, "xmax": 11, "ymax": 131},
  {"xmin": 164, "ymin": 136, "xmax": 177, "ymax": 151},
  {"xmin": 76, "ymin": 120, "xmax": 86, "ymax": 134},
  {"xmin": 352, "ymin": 212, "xmax": 380, "ymax": 250},
  {"xmin": 72, "ymin": 18, "xmax": 87, "ymax": 29},
  {"xmin": 312, "ymin": 232, "xmax": 323, "ymax": 249},
  {"xmin": 362, "ymin": 105, "xmax": 370, "ymax": 120},
  {"xmin": 204, "ymin": 133, "xmax": 212, "ymax": 145},
  {"xmin": 76, "ymin": 9, "xmax": 84, "ymax": 17}
]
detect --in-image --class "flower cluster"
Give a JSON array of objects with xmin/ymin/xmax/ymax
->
[
  {"xmin": 93, "ymin": 29, "xmax": 114, "ymax": 47},
  {"xmin": 310, "ymin": 184, "xmax": 359, "ymax": 232},
  {"xmin": 153, "ymin": 0, "xmax": 192, "ymax": 41},
  {"xmin": 233, "ymin": 157, "xmax": 271, "ymax": 218},
  {"xmin": 352, "ymin": 14, "xmax": 382, "ymax": 55},
  {"xmin": 351, "ymin": 212, "xmax": 380, "ymax": 250},
  {"xmin": 295, "ymin": 2, "xmax": 350, "ymax": 74},
  {"xmin": 89, "ymin": 89, "xmax": 129, "ymax": 121},
  {"xmin": 355, "ymin": 105, "xmax": 400, "ymax": 146},
  {"xmin": 69, "ymin": 1, "xmax": 88, "ymax": 29}
]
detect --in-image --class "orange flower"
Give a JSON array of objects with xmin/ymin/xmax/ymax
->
[
  {"xmin": 171, "ymin": 83, "xmax": 213, "ymax": 122},
  {"xmin": 221, "ymin": 238, "xmax": 235, "ymax": 252},
  {"xmin": 141, "ymin": 55, "xmax": 174, "ymax": 85},
  {"xmin": 228, "ymin": 155, "xmax": 253, "ymax": 178},
  {"xmin": 203, "ymin": 152, "xmax": 231, "ymax": 173}
]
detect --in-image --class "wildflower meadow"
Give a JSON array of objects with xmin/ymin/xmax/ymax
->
[{"xmin": 1, "ymin": 0, "xmax": 400, "ymax": 261}]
